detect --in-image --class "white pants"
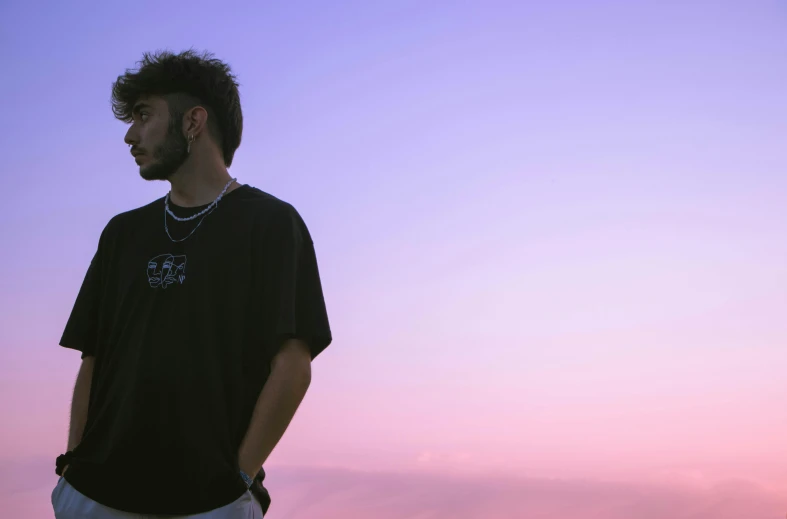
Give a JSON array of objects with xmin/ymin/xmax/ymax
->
[{"xmin": 51, "ymin": 477, "xmax": 264, "ymax": 519}]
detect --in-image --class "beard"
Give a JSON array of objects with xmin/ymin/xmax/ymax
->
[{"xmin": 139, "ymin": 121, "xmax": 189, "ymax": 181}]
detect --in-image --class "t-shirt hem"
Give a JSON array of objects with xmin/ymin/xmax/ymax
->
[
  {"xmin": 58, "ymin": 338, "xmax": 94, "ymax": 359},
  {"xmin": 64, "ymin": 465, "xmax": 248, "ymax": 515},
  {"xmin": 276, "ymin": 332, "xmax": 332, "ymax": 360}
]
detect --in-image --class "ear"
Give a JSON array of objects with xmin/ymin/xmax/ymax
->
[{"xmin": 182, "ymin": 106, "xmax": 209, "ymax": 138}]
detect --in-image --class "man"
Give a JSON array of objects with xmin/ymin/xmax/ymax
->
[{"xmin": 50, "ymin": 50, "xmax": 332, "ymax": 518}]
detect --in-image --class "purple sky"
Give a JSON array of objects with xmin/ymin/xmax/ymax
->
[{"xmin": 1, "ymin": 1, "xmax": 786, "ymax": 517}]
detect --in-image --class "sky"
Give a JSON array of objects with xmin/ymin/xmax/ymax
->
[{"xmin": 1, "ymin": 1, "xmax": 786, "ymax": 517}]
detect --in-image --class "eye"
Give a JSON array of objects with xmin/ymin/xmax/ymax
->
[{"xmin": 140, "ymin": 111, "xmax": 150, "ymax": 121}]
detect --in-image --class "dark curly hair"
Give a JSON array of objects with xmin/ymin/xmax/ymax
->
[{"xmin": 111, "ymin": 49, "xmax": 243, "ymax": 167}]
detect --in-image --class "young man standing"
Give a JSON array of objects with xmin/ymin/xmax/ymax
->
[{"xmin": 51, "ymin": 50, "xmax": 332, "ymax": 518}]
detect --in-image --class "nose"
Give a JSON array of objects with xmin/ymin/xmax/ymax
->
[{"xmin": 124, "ymin": 126, "xmax": 138, "ymax": 147}]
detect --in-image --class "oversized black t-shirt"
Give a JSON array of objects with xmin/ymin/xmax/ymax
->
[{"xmin": 58, "ymin": 185, "xmax": 332, "ymax": 515}]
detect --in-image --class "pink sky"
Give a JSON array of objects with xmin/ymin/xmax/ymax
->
[{"xmin": 1, "ymin": 1, "xmax": 786, "ymax": 517}]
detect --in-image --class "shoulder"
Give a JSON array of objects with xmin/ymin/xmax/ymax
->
[
  {"xmin": 101, "ymin": 197, "xmax": 164, "ymax": 237},
  {"xmin": 237, "ymin": 185, "xmax": 313, "ymax": 244},
  {"xmin": 236, "ymin": 185, "xmax": 305, "ymax": 224},
  {"xmin": 235, "ymin": 185, "xmax": 297, "ymax": 214}
]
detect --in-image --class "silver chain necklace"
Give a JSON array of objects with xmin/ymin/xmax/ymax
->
[
  {"xmin": 163, "ymin": 178, "xmax": 238, "ymax": 242},
  {"xmin": 165, "ymin": 177, "xmax": 237, "ymax": 221}
]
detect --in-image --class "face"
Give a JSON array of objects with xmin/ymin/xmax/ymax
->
[{"xmin": 125, "ymin": 96, "xmax": 189, "ymax": 181}]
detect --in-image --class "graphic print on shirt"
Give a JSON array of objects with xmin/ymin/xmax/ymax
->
[{"xmin": 147, "ymin": 254, "xmax": 187, "ymax": 289}]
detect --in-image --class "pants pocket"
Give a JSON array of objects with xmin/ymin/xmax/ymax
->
[
  {"xmin": 51, "ymin": 477, "xmax": 65, "ymax": 514},
  {"xmin": 249, "ymin": 491, "xmax": 264, "ymax": 519},
  {"xmin": 229, "ymin": 491, "xmax": 262, "ymax": 519}
]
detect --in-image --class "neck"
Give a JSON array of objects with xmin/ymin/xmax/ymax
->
[{"xmin": 167, "ymin": 150, "xmax": 238, "ymax": 207}]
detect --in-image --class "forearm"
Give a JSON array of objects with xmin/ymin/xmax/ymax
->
[
  {"xmin": 67, "ymin": 358, "xmax": 94, "ymax": 451},
  {"xmin": 237, "ymin": 341, "xmax": 312, "ymax": 475}
]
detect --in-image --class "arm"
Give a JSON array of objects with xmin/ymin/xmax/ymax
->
[
  {"xmin": 63, "ymin": 356, "xmax": 94, "ymax": 473},
  {"xmin": 237, "ymin": 339, "xmax": 312, "ymax": 477}
]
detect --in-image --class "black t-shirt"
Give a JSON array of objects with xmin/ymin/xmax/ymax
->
[{"xmin": 58, "ymin": 185, "xmax": 332, "ymax": 515}]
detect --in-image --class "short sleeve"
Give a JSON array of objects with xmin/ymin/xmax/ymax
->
[
  {"xmin": 256, "ymin": 204, "xmax": 332, "ymax": 360},
  {"xmin": 59, "ymin": 224, "xmax": 111, "ymax": 359}
]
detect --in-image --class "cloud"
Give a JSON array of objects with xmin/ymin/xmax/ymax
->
[
  {"xmin": 416, "ymin": 450, "xmax": 473, "ymax": 465},
  {"xmin": 263, "ymin": 465, "xmax": 786, "ymax": 519},
  {"xmin": 1, "ymin": 458, "xmax": 784, "ymax": 519}
]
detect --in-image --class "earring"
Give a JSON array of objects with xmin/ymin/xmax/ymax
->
[{"xmin": 187, "ymin": 134, "xmax": 195, "ymax": 153}]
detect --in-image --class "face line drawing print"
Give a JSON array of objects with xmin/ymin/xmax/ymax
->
[{"xmin": 147, "ymin": 253, "xmax": 187, "ymax": 289}]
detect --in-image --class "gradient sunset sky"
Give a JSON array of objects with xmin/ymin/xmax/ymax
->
[{"xmin": 1, "ymin": 1, "xmax": 786, "ymax": 518}]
